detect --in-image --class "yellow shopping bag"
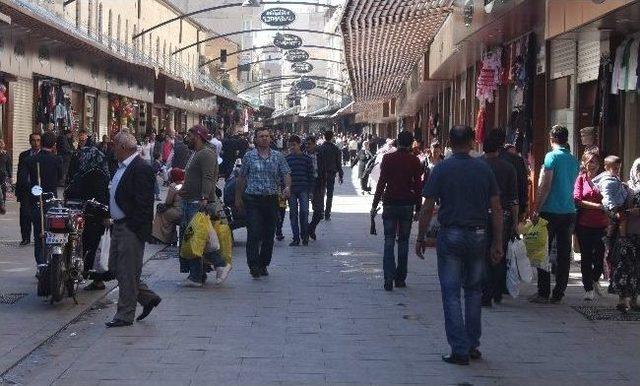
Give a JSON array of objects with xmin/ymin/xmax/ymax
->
[
  {"xmin": 521, "ymin": 218, "xmax": 550, "ymax": 271},
  {"xmin": 180, "ymin": 212, "xmax": 211, "ymax": 260},
  {"xmin": 212, "ymin": 220, "xmax": 233, "ymax": 265}
]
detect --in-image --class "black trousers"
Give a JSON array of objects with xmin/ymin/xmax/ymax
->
[
  {"xmin": 19, "ymin": 199, "xmax": 32, "ymax": 242},
  {"xmin": 483, "ymin": 212, "xmax": 513, "ymax": 302},
  {"xmin": 308, "ymin": 177, "xmax": 325, "ymax": 233},
  {"xmin": 324, "ymin": 172, "xmax": 337, "ymax": 218},
  {"xmin": 537, "ymin": 212, "xmax": 576, "ymax": 299},
  {"xmin": 244, "ymin": 194, "xmax": 278, "ymax": 269},
  {"xmin": 83, "ymin": 220, "xmax": 105, "ymax": 274},
  {"xmin": 575, "ymin": 225, "xmax": 605, "ymax": 292}
]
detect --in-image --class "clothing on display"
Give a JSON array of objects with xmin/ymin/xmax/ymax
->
[
  {"xmin": 610, "ymin": 35, "xmax": 640, "ymax": 94},
  {"xmin": 476, "ymin": 47, "xmax": 503, "ymax": 105},
  {"xmin": 593, "ymin": 54, "xmax": 618, "ymax": 133},
  {"xmin": 36, "ymin": 80, "xmax": 73, "ymax": 130}
]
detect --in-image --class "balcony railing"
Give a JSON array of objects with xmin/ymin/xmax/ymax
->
[{"xmin": 13, "ymin": 0, "xmax": 238, "ymax": 101}]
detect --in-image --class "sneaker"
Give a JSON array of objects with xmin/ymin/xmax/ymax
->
[
  {"xmin": 289, "ymin": 240, "xmax": 300, "ymax": 247},
  {"xmin": 384, "ymin": 280, "xmax": 393, "ymax": 291},
  {"xmin": 260, "ymin": 266, "xmax": 269, "ymax": 277},
  {"xmin": 302, "ymin": 238, "xmax": 309, "ymax": 246},
  {"xmin": 584, "ymin": 290, "xmax": 595, "ymax": 301},
  {"xmin": 181, "ymin": 278, "xmax": 203, "ymax": 288},
  {"xmin": 250, "ymin": 267, "xmax": 261, "ymax": 279},
  {"xmin": 215, "ymin": 265, "xmax": 233, "ymax": 285},
  {"xmin": 528, "ymin": 294, "xmax": 549, "ymax": 304},
  {"xmin": 593, "ymin": 281, "xmax": 604, "ymax": 297}
]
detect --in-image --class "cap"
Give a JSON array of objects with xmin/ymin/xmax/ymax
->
[{"xmin": 189, "ymin": 124, "xmax": 211, "ymax": 142}]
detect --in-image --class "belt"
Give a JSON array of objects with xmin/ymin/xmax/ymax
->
[
  {"xmin": 113, "ymin": 218, "xmax": 127, "ymax": 225},
  {"xmin": 442, "ymin": 225, "xmax": 485, "ymax": 231}
]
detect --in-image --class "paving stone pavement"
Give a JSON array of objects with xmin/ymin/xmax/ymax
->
[{"xmin": 2, "ymin": 168, "xmax": 640, "ymax": 386}]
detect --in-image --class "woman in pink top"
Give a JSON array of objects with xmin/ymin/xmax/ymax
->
[{"xmin": 574, "ymin": 152, "xmax": 609, "ymax": 300}]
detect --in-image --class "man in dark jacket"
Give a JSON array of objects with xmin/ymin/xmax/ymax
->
[
  {"xmin": 16, "ymin": 133, "xmax": 41, "ymax": 245},
  {"xmin": 28, "ymin": 131, "xmax": 62, "ymax": 264},
  {"xmin": 317, "ymin": 130, "xmax": 343, "ymax": 221},
  {"xmin": 104, "ymin": 131, "xmax": 161, "ymax": 327},
  {"xmin": 56, "ymin": 130, "xmax": 73, "ymax": 186},
  {"xmin": 495, "ymin": 129, "xmax": 529, "ymax": 220},
  {"xmin": 170, "ymin": 134, "xmax": 192, "ymax": 170}
]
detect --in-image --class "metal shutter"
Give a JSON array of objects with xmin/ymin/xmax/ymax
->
[
  {"xmin": 577, "ymin": 40, "xmax": 601, "ymax": 84},
  {"xmin": 98, "ymin": 92, "xmax": 108, "ymax": 139},
  {"xmin": 11, "ymin": 78, "xmax": 33, "ymax": 178},
  {"xmin": 550, "ymin": 39, "xmax": 576, "ymax": 80}
]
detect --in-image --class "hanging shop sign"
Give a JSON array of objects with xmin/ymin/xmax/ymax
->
[
  {"xmin": 291, "ymin": 61, "xmax": 313, "ymax": 74},
  {"xmin": 285, "ymin": 49, "xmax": 310, "ymax": 63},
  {"xmin": 261, "ymin": 8, "xmax": 296, "ymax": 27},
  {"xmin": 274, "ymin": 33, "xmax": 303, "ymax": 50},
  {"xmin": 294, "ymin": 78, "xmax": 316, "ymax": 91}
]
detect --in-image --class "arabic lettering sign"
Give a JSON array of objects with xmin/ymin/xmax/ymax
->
[
  {"xmin": 273, "ymin": 34, "xmax": 303, "ymax": 50},
  {"xmin": 285, "ymin": 49, "xmax": 310, "ymax": 63},
  {"xmin": 261, "ymin": 8, "xmax": 296, "ymax": 27},
  {"xmin": 295, "ymin": 78, "xmax": 316, "ymax": 91},
  {"xmin": 291, "ymin": 61, "xmax": 313, "ymax": 73}
]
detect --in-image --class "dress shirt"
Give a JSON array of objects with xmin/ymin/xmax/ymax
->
[{"xmin": 109, "ymin": 153, "xmax": 138, "ymax": 220}]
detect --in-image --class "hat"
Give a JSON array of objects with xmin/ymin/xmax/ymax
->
[{"xmin": 189, "ymin": 124, "xmax": 211, "ymax": 142}]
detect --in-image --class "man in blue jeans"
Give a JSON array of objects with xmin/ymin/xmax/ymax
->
[
  {"xmin": 285, "ymin": 135, "xmax": 314, "ymax": 246},
  {"xmin": 371, "ymin": 131, "xmax": 423, "ymax": 291},
  {"xmin": 416, "ymin": 125, "xmax": 504, "ymax": 366}
]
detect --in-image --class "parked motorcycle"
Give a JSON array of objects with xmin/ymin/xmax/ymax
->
[{"xmin": 32, "ymin": 185, "xmax": 109, "ymax": 304}]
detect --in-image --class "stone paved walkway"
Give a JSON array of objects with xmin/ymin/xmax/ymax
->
[{"xmin": 2, "ymin": 168, "xmax": 639, "ymax": 386}]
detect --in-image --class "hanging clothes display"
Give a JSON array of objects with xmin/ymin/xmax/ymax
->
[
  {"xmin": 474, "ymin": 106, "xmax": 486, "ymax": 143},
  {"xmin": 35, "ymin": 80, "xmax": 72, "ymax": 130},
  {"xmin": 476, "ymin": 47, "xmax": 503, "ymax": 105},
  {"xmin": 593, "ymin": 54, "xmax": 617, "ymax": 132}
]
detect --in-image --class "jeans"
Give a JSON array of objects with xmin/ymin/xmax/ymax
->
[
  {"xmin": 575, "ymin": 225, "xmax": 605, "ymax": 292},
  {"xmin": 308, "ymin": 178, "xmax": 325, "ymax": 234},
  {"xmin": 179, "ymin": 201, "xmax": 226, "ymax": 283},
  {"xmin": 289, "ymin": 191, "xmax": 310, "ymax": 241},
  {"xmin": 437, "ymin": 226, "xmax": 487, "ymax": 356},
  {"xmin": 537, "ymin": 212, "xmax": 576, "ymax": 299},
  {"xmin": 382, "ymin": 205, "xmax": 414, "ymax": 281},
  {"xmin": 244, "ymin": 194, "xmax": 278, "ymax": 269},
  {"xmin": 324, "ymin": 172, "xmax": 337, "ymax": 218}
]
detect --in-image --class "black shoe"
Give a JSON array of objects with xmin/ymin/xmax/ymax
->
[
  {"xmin": 309, "ymin": 232, "xmax": 316, "ymax": 241},
  {"xmin": 324, "ymin": 215, "xmax": 331, "ymax": 221},
  {"xmin": 469, "ymin": 348, "xmax": 482, "ymax": 360},
  {"xmin": 289, "ymin": 240, "xmax": 300, "ymax": 247},
  {"xmin": 394, "ymin": 280, "xmax": 406, "ymax": 288},
  {"xmin": 550, "ymin": 295, "xmax": 564, "ymax": 304},
  {"xmin": 20, "ymin": 240, "xmax": 30, "ymax": 246},
  {"xmin": 441, "ymin": 354, "xmax": 469, "ymax": 365},
  {"xmin": 276, "ymin": 235, "xmax": 285, "ymax": 241},
  {"xmin": 137, "ymin": 297, "xmax": 162, "ymax": 321},
  {"xmin": 105, "ymin": 319, "xmax": 133, "ymax": 328},
  {"xmin": 302, "ymin": 238, "xmax": 309, "ymax": 246},
  {"xmin": 250, "ymin": 267, "xmax": 261, "ymax": 279},
  {"xmin": 481, "ymin": 299, "xmax": 492, "ymax": 308},
  {"xmin": 260, "ymin": 267, "xmax": 269, "ymax": 277},
  {"xmin": 384, "ymin": 280, "xmax": 393, "ymax": 291},
  {"xmin": 493, "ymin": 295, "xmax": 502, "ymax": 304}
]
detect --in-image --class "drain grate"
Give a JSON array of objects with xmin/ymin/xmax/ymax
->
[
  {"xmin": 0, "ymin": 293, "xmax": 28, "ymax": 304},
  {"xmin": 572, "ymin": 306, "xmax": 640, "ymax": 321}
]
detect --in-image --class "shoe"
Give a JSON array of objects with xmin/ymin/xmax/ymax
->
[
  {"xmin": 137, "ymin": 297, "xmax": 161, "ymax": 321},
  {"xmin": 260, "ymin": 266, "xmax": 269, "ymax": 277},
  {"xmin": 20, "ymin": 240, "xmax": 30, "ymax": 246},
  {"xmin": 289, "ymin": 240, "xmax": 300, "ymax": 247},
  {"xmin": 215, "ymin": 265, "xmax": 232, "ymax": 285},
  {"xmin": 549, "ymin": 295, "xmax": 563, "ymax": 304},
  {"xmin": 276, "ymin": 235, "xmax": 285, "ymax": 241},
  {"xmin": 529, "ymin": 294, "xmax": 549, "ymax": 304},
  {"xmin": 384, "ymin": 280, "xmax": 393, "ymax": 291},
  {"xmin": 394, "ymin": 280, "xmax": 406, "ymax": 288},
  {"xmin": 84, "ymin": 281, "xmax": 106, "ymax": 291},
  {"xmin": 309, "ymin": 232, "xmax": 316, "ymax": 241},
  {"xmin": 250, "ymin": 267, "xmax": 261, "ymax": 279},
  {"xmin": 584, "ymin": 290, "xmax": 595, "ymax": 301},
  {"xmin": 441, "ymin": 354, "xmax": 469, "ymax": 366},
  {"xmin": 593, "ymin": 281, "xmax": 604, "ymax": 297},
  {"xmin": 181, "ymin": 278, "xmax": 203, "ymax": 288},
  {"xmin": 469, "ymin": 348, "xmax": 482, "ymax": 360},
  {"xmin": 324, "ymin": 215, "xmax": 331, "ymax": 221},
  {"xmin": 302, "ymin": 238, "xmax": 309, "ymax": 246},
  {"xmin": 481, "ymin": 299, "xmax": 493, "ymax": 308},
  {"xmin": 105, "ymin": 319, "xmax": 133, "ymax": 328}
]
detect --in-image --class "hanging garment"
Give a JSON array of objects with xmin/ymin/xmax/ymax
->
[
  {"xmin": 611, "ymin": 39, "xmax": 631, "ymax": 94},
  {"xmin": 628, "ymin": 38, "xmax": 640, "ymax": 91},
  {"xmin": 474, "ymin": 106, "xmax": 486, "ymax": 144},
  {"xmin": 621, "ymin": 38, "xmax": 636, "ymax": 91}
]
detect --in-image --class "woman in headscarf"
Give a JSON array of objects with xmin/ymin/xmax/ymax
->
[
  {"xmin": 65, "ymin": 143, "xmax": 110, "ymax": 291},
  {"xmin": 609, "ymin": 157, "xmax": 640, "ymax": 313},
  {"xmin": 152, "ymin": 168, "xmax": 185, "ymax": 244}
]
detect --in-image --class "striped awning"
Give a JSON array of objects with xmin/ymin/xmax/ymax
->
[{"xmin": 341, "ymin": 0, "xmax": 453, "ymax": 103}]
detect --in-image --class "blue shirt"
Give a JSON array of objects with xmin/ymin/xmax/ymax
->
[
  {"xmin": 109, "ymin": 153, "xmax": 137, "ymax": 220},
  {"xmin": 286, "ymin": 153, "xmax": 314, "ymax": 193},
  {"xmin": 423, "ymin": 153, "xmax": 499, "ymax": 228},
  {"xmin": 241, "ymin": 148, "xmax": 291, "ymax": 196},
  {"xmin": 541, "ymin": 147, "xmax": 579, "ymax": 214}
]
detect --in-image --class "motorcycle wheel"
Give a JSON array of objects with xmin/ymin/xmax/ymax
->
[{"xmin": 49, "ymin": 254, "xmax": 66, "ymax": 303}]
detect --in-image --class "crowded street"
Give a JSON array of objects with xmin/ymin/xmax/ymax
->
[{"xmin": 0, "ymin": 168, "xmax": 637, "ymax": 386}]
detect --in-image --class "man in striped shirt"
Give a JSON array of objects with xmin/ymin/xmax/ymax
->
[{"xmin": 286, "ymin": 135, "xmax": 315, "ymax": 246}]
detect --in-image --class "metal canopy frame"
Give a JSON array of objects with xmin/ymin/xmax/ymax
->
[
  {"xmin": 200, "ymin": 44, "xmax": 342, "ymax": 67},
  {"xmin": 238, "ymin": 75, "xmax": 347, "ymax": 94},
  {"xmin": 224, "ymin": 57, "xmax": 343, "ymax": 72}
]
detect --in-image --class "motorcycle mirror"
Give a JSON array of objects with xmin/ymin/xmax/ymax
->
[{"xmin": 31, "ymin": 185, "xmax": 43, "ymax": 197}]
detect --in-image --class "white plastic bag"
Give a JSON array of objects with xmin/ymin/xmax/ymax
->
[
  {"xmin": 94, "ymin": 230, "xmax": 110, "ymax": 273},
  {"xmin": 205, "ymin": 221, "xmax": 220, "ymax": 252},
  {"xmin": 512, "ymin": 238, "xmax": 532, "ymax": 283},
  {"xmin": 506, "ymin": 241, "xmax": 520, "ymax": 298}
]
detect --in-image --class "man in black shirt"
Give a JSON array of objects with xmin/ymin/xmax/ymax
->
[
  {"xmin": 316, "ymin": 130, "xmax": 343, "ymax": 221},
  {"xmin": 495, "ymin": 129, "xmax": 529, "ymax": 221}
]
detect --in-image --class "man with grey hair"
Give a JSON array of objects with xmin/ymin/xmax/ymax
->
[{"xmin": 105, "ymin": 130, "xmax": 161, "ymax": 328}]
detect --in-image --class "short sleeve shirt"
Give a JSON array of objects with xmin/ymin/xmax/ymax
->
[
  {"xmin": 541, "ymin": 147, "xmax": 579, "ymax": 214},
  {"xmin": 240, "ymin": 149, "xmax": 291, "ymax": 196},
  {"xmin": 423, "ymin": 153, "xmax": 499, "ymax": 228}
]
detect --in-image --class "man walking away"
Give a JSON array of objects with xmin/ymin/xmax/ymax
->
[
  {"xmin": 179, "ymin": 125, "xmax": 229, "ymax": 287},
  {"xmin": 105, "ymin": 131, "xmax": 161, "ymax": 328},
  {"xmin": 305, "ymin": 136, "xmax": 324, "ymax": 241},
  {"xmin": 28, "ymin": 132, "xmax": 62, "ymax": 265},
  {"xmin": 16, "ymin": 133, "xmax": 41, "ymax": 245},
  {"xmin": 372, "ymin": 131, "xmax": 423, "ymax": 291},
  {"xmin": 56, "ymin": 130, "xmax": 73, "ymax": 186},
  {"xmin": 286, "ymin": 135, "xmax": 314, "ymax": 246},
  {"xmin": 416, "ymin": 125, "xmax": 503, "ymax": 366},
  {"xmin": 495, "ymin": 130, "xmax": 529, "ymax": 221},
  {"xmin": 531, "ymin": 125, "xmax": 579, "ymax": 304},
  {"xmin": 481, "ymin": 130, "xmax": 519, "ymax": 307},
  {"xmin": 317, "ymin": 130, "xmax": 343, "ymax": 221},
  {"xmin": 236, "ymin": 129, "xmax": 291, "ymax": 278}
]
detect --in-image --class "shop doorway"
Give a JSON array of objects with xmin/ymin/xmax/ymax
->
[{"xmin": 576, "ymin": 81, "xmax": 597, "ymax": 154}]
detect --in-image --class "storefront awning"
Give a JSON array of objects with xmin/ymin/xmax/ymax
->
[{"xmin": 341, "ymin": 0, "xmax": 453, "ymax": 103}]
